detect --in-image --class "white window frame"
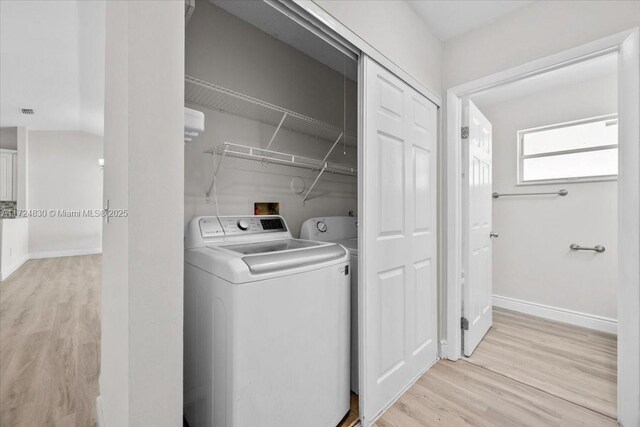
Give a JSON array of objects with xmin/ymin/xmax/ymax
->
[{"xmin": 516, "ymin": 113, "xmax": 619, "ymax": 186}]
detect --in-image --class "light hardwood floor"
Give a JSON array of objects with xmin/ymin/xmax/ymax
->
[
  {"xmin": 466, "ymin": 308, "xmax": 617, "ymax": 418},
  {"xmin": 1, "ymin": 257, "xmax": 618, "ymax": 427},
  {"xmin": 0, "ymin": 255, "xmax": 101, "ymax": 427},
  {"xmin": 375, "ymin": 308, "xmax": 618, "ymax": 426}
]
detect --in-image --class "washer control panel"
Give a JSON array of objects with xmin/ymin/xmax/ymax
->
[
  {"xmin": 199, "ymin": 217, "xmax": 225, "ymax": 238},
  {"xmin": 190, "ymin": 216, "xmax": 290, "ymax": 249},
  {"xmin": 300, "ymin": 216, "xmax": 358, "ymax": 242},
  {"xmin": 204, "ymin": 216, "xmax": 287, "ymax": 236}
]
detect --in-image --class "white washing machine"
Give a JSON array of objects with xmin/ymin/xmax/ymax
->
[
  {"xmin": 184, "ymin": 215, "xmax": 350, "ymax": 427},
  {"xmin": 300, "ymin": 216, "xmax": 359, "ymax": 394}
]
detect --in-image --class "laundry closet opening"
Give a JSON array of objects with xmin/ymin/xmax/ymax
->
[{"xmin": 183, "ymin": 1, "xmax": 360, "ymax": 426}]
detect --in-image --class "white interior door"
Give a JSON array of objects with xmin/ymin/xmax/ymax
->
[
  {"xmin": 360, "ymin": 56, "xmax": 438, "ymax": 425},
  {"xmin": 462, "ymin": 99, "xmax": 493, "ymax": 356}
]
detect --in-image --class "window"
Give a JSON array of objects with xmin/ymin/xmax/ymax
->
[{"xmin": 518, "ymin": 115, "xmax": 618, "ymax": 184}]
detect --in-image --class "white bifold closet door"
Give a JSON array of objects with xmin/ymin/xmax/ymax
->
[
  {"xmin": 360, "ymin": 55, "xmax": 438, "ymax": 425},
  {"xmin": 462, "ymin": 99, "xmax": 493, "ymax": 356}
]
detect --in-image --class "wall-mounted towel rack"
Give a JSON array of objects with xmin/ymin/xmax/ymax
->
[
  {"xmin": 570, "ymin": 243, "xmax": 605, "ymax": 253},
  {"xmin": 492, "ymin": 189, "xmax": 568, "ymax": 199}
]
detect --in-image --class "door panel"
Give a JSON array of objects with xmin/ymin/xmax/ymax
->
[
  {"xmin": 361, "ymin": 56, "xmax": 438, "ymax": 425},
  {"xmin": 378, "ymin": 267, "xmax": 405, "ymax": 378},
  {"xmin": 462, "ymin": 100, "xmax": 493, "ymax": 356},
  {"xmin": 379, "ymin": 135, "xmax": 405, "ymax": 235},
  {"xmin": 414, "ymin": 147, "xmax": 431, "ymax": 232},
  {"xmin": 414, "ymin": 259, "xmax": 434, "ymax": 350}
]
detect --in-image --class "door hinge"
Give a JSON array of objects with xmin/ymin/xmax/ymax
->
[
  {"xmin": 461, "ymin": 126, "xmax": 469, "ymax": 139},
  {"xmin": 461, "ymin": 317, "xmax": 469, "ymax": 331}
]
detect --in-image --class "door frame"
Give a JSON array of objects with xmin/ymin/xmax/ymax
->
[{"xmin": 444, "ymin": 28, "xmax": 640, "ymax": 425}]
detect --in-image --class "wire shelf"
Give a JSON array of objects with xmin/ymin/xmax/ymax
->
[
  {"xmin": 208, "ymin": 143, "xmax": 357, "ymax": 177},
  {"xmin": 185, "ymin": 75, "xmax": 355, "ymax": 143}
]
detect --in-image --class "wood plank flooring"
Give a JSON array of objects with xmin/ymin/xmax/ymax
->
[
  {"xmin": 0, "ymin": 256, "xmax": 101, "ymax": 427},
  {"xmin": 375, "ymin": 308, "xmax": 618, "ymax": 427},
  {"xmin": 0, "ymin": 256, "xmax": 618, "ymax": 427},
  {"xmin": 466, "ymin": 308, "xmax": 617, "ymax": 418}
]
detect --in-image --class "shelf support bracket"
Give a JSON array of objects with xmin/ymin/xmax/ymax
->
[
  {"xmin": 302, "ymin": 131, "xmax": 344, "ymax": 203},
  {"xmin": 265, "ymin": 112, "xmax": 287, "ymax": 151},
  {"xmin": 303, "ymin": 169, "xmax": 326, "ymax": 204},
  {"xmin": 205, "ymin": 149, "xmax": 227, "ymax": 200}
]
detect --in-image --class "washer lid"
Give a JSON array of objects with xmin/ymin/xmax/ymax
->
[
  {"xmin": 220, "ymin": 238, "xmax": 322, "ymax": 255},
  {"xmin": 219, "ymin": 239, "xmax": 347, "ymax": 275},
  {"xmin": 334, "ymin": 238, "xmax": 358, "ymax": 255}
]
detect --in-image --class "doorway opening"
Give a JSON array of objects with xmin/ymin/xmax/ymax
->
[{"xmin": 446, "ymin": 29, "xmax": 639, "ymax": 425}]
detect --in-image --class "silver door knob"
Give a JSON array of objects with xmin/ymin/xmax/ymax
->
[{"xmin": 490, "ymin": 232, "xmax": 499, "ymax": 238}]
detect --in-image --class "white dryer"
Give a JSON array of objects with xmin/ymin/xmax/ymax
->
[
  {"xmin": 184, "ymin": 215, "xmax": 350, "ymax": 427},
  {"xmin": 300, "ymin": 216, "xmax": 359, "ymax": 394}
]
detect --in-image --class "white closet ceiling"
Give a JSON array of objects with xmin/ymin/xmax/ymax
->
[
  {"xmin": 210, "ymin": 0, "xmax": 358, "ymax": 81},
  {"xmin": 471, "ymin": 52, "xmax": 617, "ymax": 108},
  {"xmin": 0, "ymin": 0, "xmax": 105, "ymax": 135},
  {"xmin": 408, "ymin": 0, "xmax": 534, "ymax": 41}
]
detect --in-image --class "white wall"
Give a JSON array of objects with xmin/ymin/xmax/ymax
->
[
  {"xmin": 185, "ymin": 2, "xmax": 357, "ymax": 235},
  {"xmin": 479, "ymin": 74, "xmax": 618, "ymax": 320},
  {"xmin": 0, "ymin": 218, "xmax": 28, "ymax": 280},
  {"xmin": 313, "ymin": 0, "xmax": 442, "ymax": 95},
  {"xmin": 101, "ymin": 1, "xmax": 184, "ymax": 426},
  {"xmin": 27, "ymin": 130, "xmax": 103, "ymax": 256},
  {"xmin": 443, "ymin": 1, "xmax": 640, "ymax": 88}
]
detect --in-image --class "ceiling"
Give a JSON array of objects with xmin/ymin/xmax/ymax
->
[
  {"xmin": 408, "ymin": 0, "xmax": 534, "ymax": 41},
  {"xmin": 0, "ymin": 1, "xmax": 105, "ymax": 135},
  {"xmin": 470, "ymin": 52, "xmax": 618, "ymax": 108}
]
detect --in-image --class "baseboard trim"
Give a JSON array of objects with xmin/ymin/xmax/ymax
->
[
  {"xmin": 438, "ymin": 340, "xmax": 448, "ymax": 359},
  {"xmin": 29, "ymin": 248, "xmax": 102, "ymax": 259},
  {"xmin": 0, "ymin": 255, "xmax": 29, "ymax": 281},
  {"xmin": 493, "ymin": 294, "xmax": 617, "ymax": 335},
  {"xmin": 96, "ymin": 395, "xmax": 105, "ymax": 427}
]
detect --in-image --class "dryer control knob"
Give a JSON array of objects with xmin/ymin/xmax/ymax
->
[
  {"xmin": 237, "ymin": 219, "xmax": 250, "ymax": 231},
  {"xmin": 316, "ymin": 221, "xmax": 327, "ymax": 233}
]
